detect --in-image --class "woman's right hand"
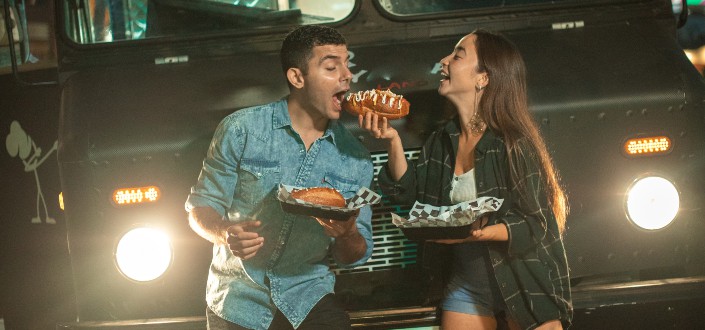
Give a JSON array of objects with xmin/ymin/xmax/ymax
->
[
  {"xmin": 359, "ymin": 112, "xmax": 399, "ymax": 141},
  {"xmin": 360, "ymin": 111, "xmax": 408, "ymax": 181}
]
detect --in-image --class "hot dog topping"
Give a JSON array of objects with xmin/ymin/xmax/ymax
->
[{"xmin": 346, "ymin": 89, "xmax": 404, "ymax": 109}]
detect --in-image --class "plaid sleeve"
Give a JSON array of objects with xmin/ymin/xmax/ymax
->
[{"xmin": 499, "ymin": 145, "xmax": 550, "ymax": 257}]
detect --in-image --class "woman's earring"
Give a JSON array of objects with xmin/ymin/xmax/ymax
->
[{"xmin": 468, "ymin": 86, "xmax": 486, "ymax": 136}]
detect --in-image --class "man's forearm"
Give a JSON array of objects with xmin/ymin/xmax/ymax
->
[
  {"xmin": 188, "ymin": 206, "xmax": 229, "ymax": 245},
  {"xmin": 332, "ymin": 229, "xmax": 367, "ymax": 265}
]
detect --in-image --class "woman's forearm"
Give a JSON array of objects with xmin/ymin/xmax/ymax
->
[{"xmin": 386, "ymin": 136, "xmax": 408, "ymax": 181}]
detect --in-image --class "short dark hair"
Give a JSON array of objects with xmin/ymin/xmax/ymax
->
[{"xmin": 280, "ymin": 25, "xmax": 347, "ymax": 77}]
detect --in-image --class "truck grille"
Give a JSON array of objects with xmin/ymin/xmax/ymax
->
[{"xmin": 332, "ymin": 149, "xmax": 421, "ymax": 274}]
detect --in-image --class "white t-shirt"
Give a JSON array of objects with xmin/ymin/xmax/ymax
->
[{"xmin": 450, "ymin": 168, "xmax": 477, "ymax": 204}]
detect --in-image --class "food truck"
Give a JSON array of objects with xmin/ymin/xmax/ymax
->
[{"xmin": 2, "ymin": 0, "xmax": 704, "ymax": 328}]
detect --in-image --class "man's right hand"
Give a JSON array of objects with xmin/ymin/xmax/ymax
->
[{"xmin": 226, "ymin": 221, "xmax": 264, "ymax": 260}]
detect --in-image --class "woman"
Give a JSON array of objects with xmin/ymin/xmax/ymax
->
[{"xmin": 360, "ymin": 29, "xmax": 572, "ymax": 329}]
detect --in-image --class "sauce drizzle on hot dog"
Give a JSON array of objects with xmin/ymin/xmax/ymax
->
[{"xmin": 343, "ymin": 89, "xmax": 410, "ymax": 119}]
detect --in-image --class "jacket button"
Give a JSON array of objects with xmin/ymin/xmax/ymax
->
[{"xmin": 501, "ymin": 282, "xmax": 507, "ymax": 288}]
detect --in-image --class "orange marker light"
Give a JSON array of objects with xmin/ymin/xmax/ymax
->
[
  {"xmin": 112, "ymin": 186, "xmax": 161, "ymax": 206},
  {"xmin": 624, "ymin": 136, "xmax": 671, "ymax": 156}
]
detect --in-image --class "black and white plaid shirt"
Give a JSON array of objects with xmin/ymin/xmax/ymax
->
[{"xmin": 378, "ymin": 117, "xmax": 573, "ymax": 329}]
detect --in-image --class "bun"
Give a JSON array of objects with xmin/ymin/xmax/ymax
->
[
  {"xmin": 291, "ymin": 187, "xmax": 346, "ymax": 208},
  {"xmin": 342, "ymin": 89, "xmax": 410, "ymax": 119}
]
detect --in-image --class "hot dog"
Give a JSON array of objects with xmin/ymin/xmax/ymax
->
[
  {"xmin": 291, "ymin": 187, "xmax": 346, "ymax": 208},
  {"xmin": 342, "ymin": 89, "xmax": 410, "ymax": 120}
]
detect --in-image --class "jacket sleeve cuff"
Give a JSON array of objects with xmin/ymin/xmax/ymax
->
[
  {"xmin": 335, "ymin": 205, "xmax": 374, "ymax": 268},
  {"xmin": 376, "ymin": 159, "xmax": 416, "ymax": 205},
  {"xmin": 500, "ymin": 213, "xmax": 534, "ymax": 257},
  {"xmin": 185, "ymin": 194, "xmax": 227, "ymax": 217}
]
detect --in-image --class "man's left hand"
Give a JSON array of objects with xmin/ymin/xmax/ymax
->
[{"xmin": 314, "ymin": 210, "xmax": 359, "ymax": 238}]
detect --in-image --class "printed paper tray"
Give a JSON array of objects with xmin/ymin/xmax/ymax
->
[
  {"xmin": 392, "ymin": 196, "xmax": 503, "ymax": 240},
  {"xmin": 400, "ymin": 224, "xmax": 476, "ymax": 240},
  {"xmin": 277, "ymin": 184, "xmax": 381, "ymax": 221}
]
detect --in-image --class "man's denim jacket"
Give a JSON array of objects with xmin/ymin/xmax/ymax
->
[{"xmin": 185, "ymin": 98, "xmax": 374, "ymax": 329}]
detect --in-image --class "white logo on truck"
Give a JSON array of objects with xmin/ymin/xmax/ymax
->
[{"xmin": 6, "ymin": 120, "xmax": 57, "ymax": 224}]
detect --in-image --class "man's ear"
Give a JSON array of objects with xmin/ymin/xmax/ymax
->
[{"xmin": 287, "ymin": 68, "xmax": 305, "ymax": 89}]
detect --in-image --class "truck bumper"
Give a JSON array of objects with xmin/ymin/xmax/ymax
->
[{"xmin": 56, "ymin": 276, "xmax": 705, "ymax": 329}]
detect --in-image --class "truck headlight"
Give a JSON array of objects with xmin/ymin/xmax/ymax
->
[
  {"xmin": 625, "ymin": 176, "xmax": 679, "ymax": 230},
  {"xmin": 115, "ymin": 226, "xmax": 173, "ymax": 282}
]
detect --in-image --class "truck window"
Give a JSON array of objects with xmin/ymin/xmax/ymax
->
[
  {"xmin": 0, "ymin": 3, "xmax": 21, "ymax": 67},
  {"xmin": 377, "ymin": 0, "xmax": 643, "ymax": 16},
  {"xmin": 0, "ymin": 0, "xmax": 56, "ymax": 71},
  {"xmin": 62, "ymin": 0, "xmax": 355, "ymax": 44}
]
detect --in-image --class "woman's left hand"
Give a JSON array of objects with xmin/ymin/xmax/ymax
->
[
  {"xmin": 430, "ymin": 217, "xmax": 506, "ymax": 244},
  {"xmin": 431, "ymin": 227, "xmax": 489, "ymax": 244}
]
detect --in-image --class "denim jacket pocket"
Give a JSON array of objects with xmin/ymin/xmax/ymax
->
[
  {"xmin": 322, "ymin": 172, "xmax": 360, "ymax": 199},
  {"xmin": 237, "ymin": 158, "xmax": 282, "ymax": 205}
]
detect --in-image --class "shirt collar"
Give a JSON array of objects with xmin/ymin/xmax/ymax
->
[
  {"xmin": 272, "ymin": 97, "xmax": 338, "ymax": 146},
  {"xmin": 325, "ymin": 121, "xmax": 339, "ymax": 146},
  {"xmin": 444, "ymin": 116, "xmax": 498, "ymax": 155},
  {"xmin": 272, "ymin": 98, "xmax": 291, "ymax": 129},
  {"xmin": 475, "ymin": 128, "xmax": 497, "ymax": 155}
]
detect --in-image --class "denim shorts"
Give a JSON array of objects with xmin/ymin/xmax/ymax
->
[
  {"xmin": 441, "ymin": 244, "xmax": 508, "ymax": 317},
  {"xmin": 442, "ymin": 273, "xmax": 508, "ymax": 317}
]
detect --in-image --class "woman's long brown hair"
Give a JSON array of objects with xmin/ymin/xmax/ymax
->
[{"xmin": 473, "ymin": 29, "xmax": 568, "ymax": 233}]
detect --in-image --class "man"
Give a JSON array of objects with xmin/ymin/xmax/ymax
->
[{"xmin": 185, "ymin": 25, "xmax": 374, "ymax": 330}]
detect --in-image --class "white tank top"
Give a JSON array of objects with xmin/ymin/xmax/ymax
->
[{"xmin": 450, "ymin": 168, "xmax": 477, "ymax": 204}]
